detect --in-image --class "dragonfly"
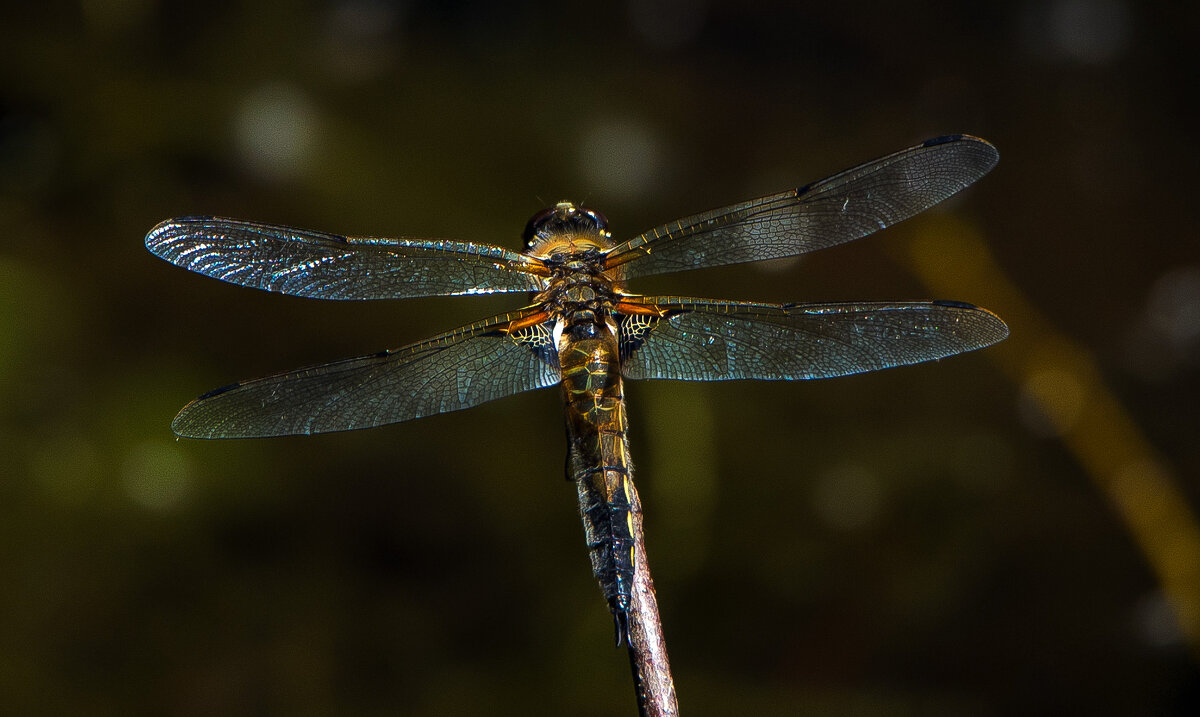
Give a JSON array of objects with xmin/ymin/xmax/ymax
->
[{"xmin": 146, "ymin": 134, "xmax": 1008, "ymax": 647}]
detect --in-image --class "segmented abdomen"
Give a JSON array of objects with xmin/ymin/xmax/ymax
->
[{"xmin": 559, "ymin": 328, "xmax": 640, "ymax": 638}]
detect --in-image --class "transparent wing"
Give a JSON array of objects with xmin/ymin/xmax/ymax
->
[
  {"xmin": 172, "ymin": 309, "xmax": 560, "ymax": 438},
  {"xmin": 618, "ymin": 297, "xmax": 1008, "ymax": 381},
  {"xmin": 604, "ymin": 135, "xmax": 998, "ymax": 280},
  {"xmin": 146, "ymin": 216, "xmax": 548, "ymax": 299}
]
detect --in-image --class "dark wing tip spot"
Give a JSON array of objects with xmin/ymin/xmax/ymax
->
[
  {"xmin": 923, "ymin": 134, "xmax": 999, "ymax": 162},
  {"xmin": 792, "ymin": 179, "xmax": 817, "ymax": 197},
  {"xmin": 194, "ymin": 381, "xmax": 244, "ymax": 401},
  {"xmin": 923, "ymin": 134, "xmax": 997, "ymax": 153},
  {"xmin": 923, "ymin": 134, "xmax": 966, "ymax": 147},
  {"xmin": 932, "ymin": 299, "xmax": 979, "ymax": 309},
  {"xmin": 933, "ymin": 300, "xmax": 1011, "ymax": 341}
]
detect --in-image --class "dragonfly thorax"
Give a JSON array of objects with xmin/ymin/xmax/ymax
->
[
  {"xmin": 529, "ymin": 201, "xmax": 623, "ymax": 324},
  {"xmin": 539, "ymin": 270, "xmax": 619, "ymax": 319}
]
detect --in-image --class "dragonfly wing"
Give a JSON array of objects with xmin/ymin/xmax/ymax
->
[
  {"xmin": 172, "ymin": 309, "xmax": 560, "ymax": 438},
  {"xmin": 618, "ymin": 297, "xmax": 1008, "ymax": 381},
  {"xmin": 146, "ymin": 216, "xmax": 547, "ymax": 299},
  {"xmin": 605, "ymin": 135, "xmax": 998, "ymax": 280}
]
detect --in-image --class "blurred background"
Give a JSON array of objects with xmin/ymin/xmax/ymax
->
[{"xmin": 2, "ymin": 0, "xmax": 1198, "ymax": 714}]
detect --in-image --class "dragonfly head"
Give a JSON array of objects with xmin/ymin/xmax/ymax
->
[{"xmin": 523, "ymin": 201, "xmax": 612, "ymax": 254}]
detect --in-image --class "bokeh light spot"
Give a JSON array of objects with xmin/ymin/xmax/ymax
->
[
  {"xmin": 1146, "ymin": 265, "xmax": 1200, "ymax": 346},
  {"xmin": 323, "ymin": 0, "xmax": 406, "ymax": 81},
  {"xmin": 812, "ymin": 461, "xmax": 884, "ymax": 531},
  {"xmin": 1133, "ymin": 590, "xmax": 1185, "ymax": 649},
  {"xmin": 577, "ymin": 118, "xmax": 666, "ymax": 202},
  {"xmin": 121, "ymin": 441, "xmax": 193, "ymax": 511},
  {"xmin": 1021, "ymin": 0, "xmax": 1130, "ymax": 65},
  {"xmin": 627, "ymin": 0, "xmax": 708, "ymax": 51},
  {"xmin": 1122, "ymin": 265, "xmax": 1200, "ymax": 381},
  {"xmin": 234, "ymin": 83, "xmax": 320, "ymax": 181}
]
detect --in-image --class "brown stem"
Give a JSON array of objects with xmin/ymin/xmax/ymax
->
[{"xmin": 623, "ymin": 505, "xmax": 678, "ymax": 716}]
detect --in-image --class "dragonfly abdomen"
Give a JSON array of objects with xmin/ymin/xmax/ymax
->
[{"xmin": 559, "ymin": 323, "xmax": 641, "ymax": 643}]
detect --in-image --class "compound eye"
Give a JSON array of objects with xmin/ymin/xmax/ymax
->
[
  {"xmin": 523, "ymin": 207, "xmax": 557, "ymax": 245},
  {"xmin": 582, "ymin": 208, "xmax": 608, "ymax": 232}
]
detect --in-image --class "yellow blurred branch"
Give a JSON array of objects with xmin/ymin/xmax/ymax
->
[{"xmin": 895, "ymin": 214, "xmax": 1200, "ymax": 662}]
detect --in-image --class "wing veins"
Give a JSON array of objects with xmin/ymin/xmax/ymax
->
[
  {"xmin": 171, "ymin": 308, "xmax": 560, "ymax": 438},
  {"xmin": 146, "ymin": 216, "xmax": 548, "ymax": 300},
  {"xmin": 620, "ymin": 297, "xmax": 1008, "ymax": 381},
  {"xmin": 605, "ymin": 136, "xmax": 998, "ymax": 279}
]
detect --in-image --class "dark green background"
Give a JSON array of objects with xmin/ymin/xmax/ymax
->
[{"xmin": 3, "ymin": 1, "xmax": 1197, "ymax": 714}]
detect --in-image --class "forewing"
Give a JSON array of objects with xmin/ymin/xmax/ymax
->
[
  {"xmin": 618, "ymin": 298, "xmax": 1008, "ymax": 381},
  {"xmin": 146, "ymin": 216, "xmax": 547, "ymax": 299},
  {"xmin": 605, "ymin": 135, "xmax": 998, "ymax": 279},
  {"xmin": 172, "ymin": 309, "xmax": 560, "ymax": 438}
]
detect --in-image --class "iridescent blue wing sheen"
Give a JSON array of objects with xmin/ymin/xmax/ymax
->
[
  {"xmin": 171, "ymin": 309, "xmax": 560, "ymax": 438},
  {"xmin": 604, "ymin": 135, "xmax": 998, "ymax": 280},
  {"xmin": 146, "ymin": 216, "xmax": 548, "ymax": 299},
  {"xmin": 617, "ymin": 297, "xmax": 1008, "ymax": 381}
]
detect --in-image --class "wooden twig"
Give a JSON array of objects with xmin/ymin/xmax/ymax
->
[{"xmin": 623, "ymin": 500, "xmax": 678, "ymax": 716}]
